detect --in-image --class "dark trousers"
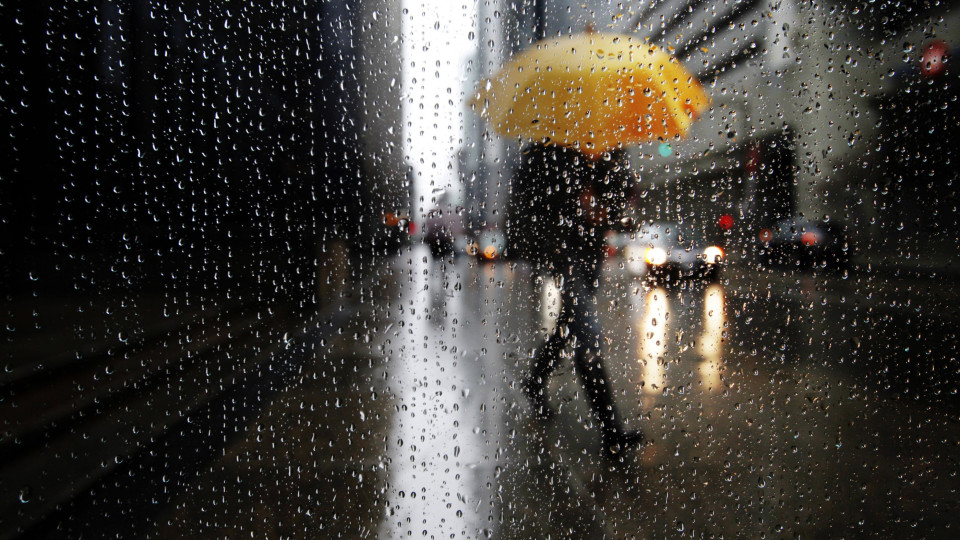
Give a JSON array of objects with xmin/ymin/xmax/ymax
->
[{"xmin": 529, "ymin": 261, "xmax": 625, "ymax": 439}]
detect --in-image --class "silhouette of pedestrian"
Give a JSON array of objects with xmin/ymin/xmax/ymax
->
[{"xmin": 507, "ymin": 142, "xmax": 644, "ymax": 457}]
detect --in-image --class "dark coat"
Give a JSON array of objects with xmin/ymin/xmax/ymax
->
[{"xmin": 506, "ymin": 144, "xmax": 635, "ymax": 274}]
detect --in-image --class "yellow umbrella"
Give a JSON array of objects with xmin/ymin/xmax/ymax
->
[{"xmin": 471, "ymin": 32, "xmax": 709, "ymax": 157}]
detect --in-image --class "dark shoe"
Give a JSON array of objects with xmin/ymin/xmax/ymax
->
[
  {"xmin": 521, "ymin": 378, "xmax": 555, "ymax": 421},
  {"xmin": 602, "ymin": 430, "xmax": 645, "ymax": 458}
]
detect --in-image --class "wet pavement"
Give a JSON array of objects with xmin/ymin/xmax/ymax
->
[
  {"xmin": 132, "ymin": 246, "xmax": 959, "ymax": 538},
  {"xmin": 8, "ymin": 247, "xmax": 957, "ymax": 538}
]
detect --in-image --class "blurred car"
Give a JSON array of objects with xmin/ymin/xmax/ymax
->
[
  {"xmin": 423, "ymin": 204, "xmax": 470, "ymax": 257},
  {"xmin": 609, "ymin": 221, "xmax": 724, "ymax": 282},
  {"xmin": 757, "ymin": 218, "xmax": 849, "ymax": 269},
  {"xmin": 475, "ymin": 228, "xmax": 505, "ymax": 261}
]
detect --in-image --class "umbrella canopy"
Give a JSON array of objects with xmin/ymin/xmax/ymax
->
[{"xmin": 472, "ymin": 32, "xmax": 710, "ymax": 156}]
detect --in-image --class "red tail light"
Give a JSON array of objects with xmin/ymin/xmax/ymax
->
[
  {"xmin": 801, "ymin": 231, "xmax": 820, "ymax": 246},
  {"xmin": 718, "ymin": 214, "xmax": 735, "ymax": 230}
]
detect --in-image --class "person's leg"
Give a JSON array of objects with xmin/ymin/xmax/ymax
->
[
  {"xmin": 527, "ymin": 322, "xmax": 565, "ymax": 390},
  {"xmin": 565, "ymin": 264, "xmax": 644, "ymax": 454},
  {"xmin": 564, "ymin": 270, "xmax": 618, "ymax": 430},
  {"xmin": 522, "ymin": 322, "xmax": 564, "ymax": 419},
  {"xmin": 522, "ymin": 271, "xmax": 567, "ymax": 418}
]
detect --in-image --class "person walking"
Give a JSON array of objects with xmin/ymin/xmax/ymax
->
[{"xmin": 507, "ymin": 142, "xmax": 644, "ymax": 457}]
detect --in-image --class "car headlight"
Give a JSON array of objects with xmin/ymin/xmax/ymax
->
[
  {"xmin": 703, "ymin": 246, "xmax": 724, "ymax": 264},
  {"xmin": 644, "ymin": 247, "xmax": 667, "ymax": 266}
]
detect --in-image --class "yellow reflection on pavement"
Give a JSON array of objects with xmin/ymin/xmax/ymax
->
[
  {"xmin": 638, "ymin": 287, "xmax": 669, "ymax": 395},
  {"xmin": 698, "ymin": 284, "xmax": 725, "ymax": 392}
]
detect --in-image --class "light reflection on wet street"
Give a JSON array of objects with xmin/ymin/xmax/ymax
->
[{"xmin": 152, "ymin": 247, "xmax": 960, "ymax": 538}]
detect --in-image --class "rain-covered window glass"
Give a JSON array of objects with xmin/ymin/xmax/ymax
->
[{"xmin": 4, "ymin": 0, "xmax": 959, "ymax": 537}]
